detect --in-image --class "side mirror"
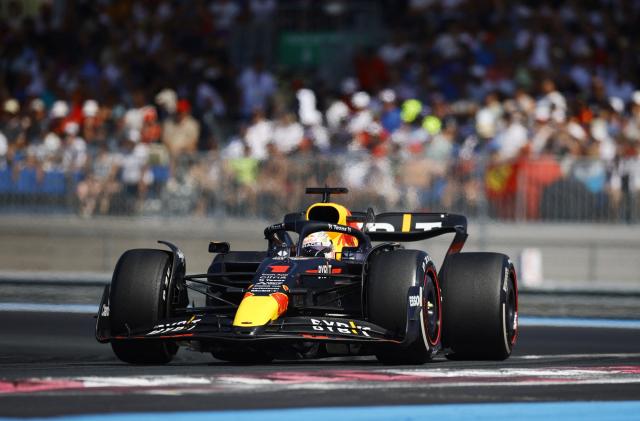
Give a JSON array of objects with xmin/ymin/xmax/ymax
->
[{"xmin": 208, "ymin": 241, "xmax": 230, "ymax": 254}]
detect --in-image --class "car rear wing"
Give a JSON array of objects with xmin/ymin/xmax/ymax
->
[
  {"xmin": 272, "ymin": 210, "xmax": 468, "ymax": 260},
  {"xmin": 349, "ymin": 212, "xmax": 468, "ymax": 258}
]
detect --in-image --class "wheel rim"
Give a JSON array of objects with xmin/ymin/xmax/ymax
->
[
  {"xmin": 423, "ymin": 272, "xmax": 441, "ymax": 346},
  {"xmin": 504, "ymin": 273, "xmax": 518, "ymax": 346}
]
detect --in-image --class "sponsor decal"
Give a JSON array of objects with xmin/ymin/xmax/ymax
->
[
  {"xmin": 328, "ymin": 223, "xmax": 350, "ymax": 233},
  {"xmin": 161, "ymin": 265, "xmax": 171, "ymax": 302},
  {"xmin": 270, "ymin": 223, "xmax": 285, "ymax": 231},
  {"xmin": 421, "ymin": 256, "xmax": 432, "ymax": 273},
  {"xmin": 252, "ymin": 271, "xmax": 288, "ymax": 294},
  {"xmin": 269, "ymin": 265, "xmax": 290, "ymax": 273},
  {"xmin": 415, "ymin": 222, "xmax": 442, "ymax": 231},
  {"xmin": 358, "ymin": 222, "xmax": 395, "ymax": 232},
  {"xmin": 305, "ymin": 265, "xmax": 342, "ymax": 274},
  {"xmin": 310, "ymin": 319, "xmax": 372, "ymax": 337},
  {"xmin": 409, "ymin": 295, "xmax": 421, "ymax": 307},
  {"xmin": 356, "ymin": 220, "xmax": 443, "ymax": 232},
  {"xmin": 100, "ymin": 304, "xmax": 110, "ymax": 317},
  {"xmin": 146, "ymin": 315, "xmax": 201, "ymax": 336},
  {"xmin": 306, "ymin": 266, "xmax": 343, "ymax": 274}
]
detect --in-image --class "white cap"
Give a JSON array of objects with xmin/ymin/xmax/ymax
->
[
  {"xmin": 50, "ymin": 100, "xmax": 69, "ymax": 118},
  {"xmin": 325, "ymin": 100, "xmax": 350, "ymax": 129},
  {"xmin": 3, "ymin": 98, "xmax": 19, "ymax": 114},
  {"xmin": 379, "ymin": 89, "xmax": 396, "ymax": 103},
  {"xmin": 609, "ymin": 97, "xmax": 624, "ymax": 114},
  {"xmin": 64, "ymin": 121, "xmax": 79, "ymax": 136},
  {"xmin": 352, "ymin": 91, "xmax": 371, "ymax": 109},
  {"xmin": 632, "ymin": 90, "xmax": 640, "ymax": 106},
  {"xmin": 30, "ymin": 98, "xmax": 45, "ymax": 112},
  {"xmin": 82, "ymin": 99, "xmax": 99, "ymax": 117},
  {"xmin": 155, "ymin": 88, "xmax": 177, "ymax": 113}
]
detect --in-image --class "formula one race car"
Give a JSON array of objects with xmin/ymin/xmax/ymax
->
[{"xmin": 96, "ymin": 187, "xmax": 518, "ymax": 364}]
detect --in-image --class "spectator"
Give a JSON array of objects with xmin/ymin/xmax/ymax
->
[
  {"xmin": 257, "ymin": 142, "xmax": 290, "ymax": 217},
  {"xmin": 226, "ymin": 143, "xmax": 259, "ymax": 215},
  {"xmin": 379, "ymin": 89, "xmax": 402, "ymax": 134},
  {"xmin": 81, "ymin": 100, "xmax": 103, "ymax": 153},
  {"xmin": 378, "ymin": 32, "xmax": 412, "ymax": 66},
  {"xmin": 123, "ymin": 90, "xmax": 148, "ymax": 133},
  {"xmin": 347, "ymin": 91, "xmax": 373, "ymax": 137},
  {"xmin": 61, "ymin": 122, "xmax": 87, "ymax": 173},
  {"xmin": 118, "ymin": 130, "xmax": 152, "ymax": 213},
  {"xmin": 191, "ymin": 150, "xmax": 222, "ymax": 217},
  {"xmin": 162, "ymin": 99, "xmax": 200, "ymax": 159},
  {"xmin": 494, "ymin": 112, "xmax": 529, "ymax": 161},
  {"xmin": 0, "ymin": 130, "xmax": 7, "ymax": 166},
  {"xmin": 272, "ymin": 112, "xmax": 303, "ymax": 155},
  {"xmin": 76, "ymin": 144, "xmax": 120, "ymax": 217},
  {"xmin": 2, "ymin": 99, "xmax": 25, "ymax": 150},
  {"xmin": 353, "ymin": 47, "xmax": 389, "ymax": 93},
  {"xmin": 537, "ymin": 79, "xmax": 567, "ymax": 124},
  {"xmin": 237, "ymin": 58, "xmax": 276, "ymax": 118},
  {"xmin": 244, "ymin": 109, "xmax": 273, "ymax": 160},
  {"xmin": 25, "ymin": 99, "xmax": 48, "ymax": 146},
  {"xmin": 210, "ymin": 0, "xmax": 241, "ymax": 35}
]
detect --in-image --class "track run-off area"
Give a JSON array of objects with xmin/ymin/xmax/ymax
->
[{"xmin": 0, "ymin": 307, "xmax": 639, "ymax": 420}]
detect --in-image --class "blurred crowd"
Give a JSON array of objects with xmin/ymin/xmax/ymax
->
[{"xmin": 1, "ymin": 0, "xmax": 639, "ymax": 220}]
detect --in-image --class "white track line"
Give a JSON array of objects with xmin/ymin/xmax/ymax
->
[{"xmin": 0, "ymin": 303, "xmax": 97, "ymax": 313}]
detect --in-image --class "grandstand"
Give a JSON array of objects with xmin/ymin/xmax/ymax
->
[{"xmin": 1, "ymin": 0, "xmax": 639, "ymax": 222}]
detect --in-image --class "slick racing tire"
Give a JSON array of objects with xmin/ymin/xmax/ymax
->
[
  {"xmin": 440, "ymin": 252, "xmax": 518, "ymax": 360},
  {"xmin": 109, "ymin": 249, "xmax": 178, "ymax": 364},
  {"xmin": 367, "ymin": 249, "xmax": 442, "ymax": 364}
]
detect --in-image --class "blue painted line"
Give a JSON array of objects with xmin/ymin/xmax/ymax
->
[
  {"xmin": 519, "ymin": 316, "xmax": 640, "ymax": 329},
  {"xmin": 1, "ymin": 401, "xmax": 639, "ymax": 421},
  {"xmin": 0, "ymin": 303, "xmax": 97, "ymax": 313}
]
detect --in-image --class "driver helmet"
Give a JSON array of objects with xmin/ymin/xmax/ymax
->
[{"xmin": 301, "ymin": 231, "xmax": 335, "ymax": 258}]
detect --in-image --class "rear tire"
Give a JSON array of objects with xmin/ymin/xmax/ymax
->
[
  {"xmin": 367, "ymin": 249, "xmax": 442, "ymax": 364},
  {"xmin": 440, "ymin": 252, "xmax": 518, "ymax": 360},
  {"xmin": 109, "ymin": 249, "xmax": 178, "ymax": 364}
]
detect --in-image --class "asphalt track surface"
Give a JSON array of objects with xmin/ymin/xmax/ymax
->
[{"xmin": 0, "ymin": 310, "xmax": 639, "ymax": 418}]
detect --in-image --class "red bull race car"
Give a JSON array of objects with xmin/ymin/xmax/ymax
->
[{"xmin": 96, "ymin": 187, "xmax": 518, "ymax": 364}]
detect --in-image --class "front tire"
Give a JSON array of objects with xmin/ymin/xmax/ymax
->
[
  {"xmin": 440, "ymin": 252, "xmax": 518, "ymax": 360},
  {"xmin": 109, "ymin": 249, "xmax": 178, "ymax": 364},
  {"xmin": 367, "ymin": 249, "xmax": 442, "ymax": 364}
]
